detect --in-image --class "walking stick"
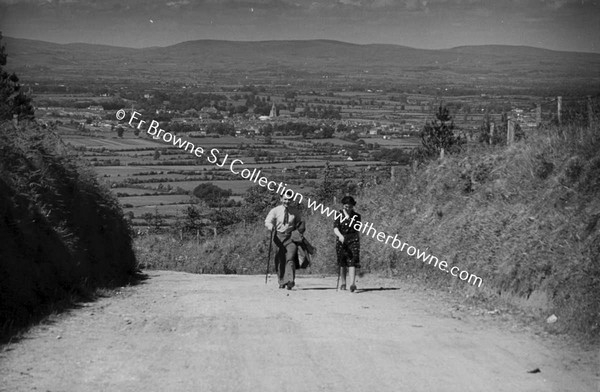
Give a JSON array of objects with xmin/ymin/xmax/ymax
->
[
  {"xmin": 336, "ymin": 266, "xmax": 340, "ymax": 290},
  {"xmin": 265, "ymin": 226, "xmax": 275, "ymax": 284}
]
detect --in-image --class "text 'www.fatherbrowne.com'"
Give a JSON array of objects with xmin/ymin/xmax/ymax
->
[{"xmin": 118, "ymin": 109, "xmax": 483, "ymax": 288}]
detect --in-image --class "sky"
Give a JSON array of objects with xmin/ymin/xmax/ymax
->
[{"xmin": 1, "ymin": 0, "xmax": 599, "ymax": 53}]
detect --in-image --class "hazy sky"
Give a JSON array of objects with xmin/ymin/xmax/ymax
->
[{"xmin": 1, "ymin": 0, "xmax": 599, "ymax": 53}]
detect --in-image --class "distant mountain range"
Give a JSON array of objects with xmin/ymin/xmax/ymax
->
[{"xmin": 4, "ymin": 37, "xmax": 600, "ymax": 94}]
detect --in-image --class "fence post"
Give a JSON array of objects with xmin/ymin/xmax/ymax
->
[
  {"xmin": 557, "ymin": 96, "xmax": 562, "ymax": 125},
  {"xmin": 588, "ymin": 96, "xmax": 594, "ymax": 129},
  {"xmin": 507, "ymin": 120, "xmax": 515, "ymax": 145},
  {"xmin": 489, "ymin": 122, "xmax": 495, "ymax": 145},
  {"xmin": 536, "ymin": 103, "xmax": 542, "ymax": 127}
]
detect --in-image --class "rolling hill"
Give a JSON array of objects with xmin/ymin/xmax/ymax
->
[{"xmin": 3, "ymin": 37, "xmax": 600, "ymax": 94}]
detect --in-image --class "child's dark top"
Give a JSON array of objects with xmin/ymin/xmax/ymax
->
[{"xmin": 334, "ymin": 211, "xmax": 361, "ymax": 243}]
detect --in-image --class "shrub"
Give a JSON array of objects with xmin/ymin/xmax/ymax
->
[
  {"xmin": 0, "ymin": 123, "xmax": 137, "ymax": 341},
  {"xmin": 560, "ymin": 156, "xmax": 585, "ymax": 186}
]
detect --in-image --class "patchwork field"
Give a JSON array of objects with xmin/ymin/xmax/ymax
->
[
  {"xmin": 65, "ymin": 136, "xmax": 161, "ymax": 150},
  {"xmin": 63, "ymin": 131, "xmax": 401, "ymax": 228}
]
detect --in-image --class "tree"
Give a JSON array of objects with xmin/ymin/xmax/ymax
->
[
  {"xmin": 0, "ymin": 32, "xmax": 34, "ymax": 121},
  {"xmin": 206, "ymin": 122, "xmax": 235, "ymax": 136},
  {"xmin": 208, "ymin": 209, "xmax": 240, "ymax": 233},
  {"xmin": 141, "ymin": 207, "xmax": 165, "ymax": 234},
  {"xmin": 347, "ymin": 146, "xmax": 360, "ymax": 160},
  {"xmin": 313, "ymin": 162, "xmax": 337, "ymax": 204},
  {"xmin": 373, "ymin": 148, "xmax": 410, "ymax": 164},
  {"xmin": 336, "ymin": 123, "xmax": 349, "ymax": 133},
  {"xmin": 182, "ymin": 204, "xmax": 204, "ymax": 232},
  {"xmin": 177, "ymin": 201, "xmax": 210, "ymax": 238},
  {"xmin": 321, "ymin": 125, "xmax": 335, "ymax": 138},
  {"xmin": 419, "ymin": 105, "xmax": 465, "ymax": 158},
  {"xmin": 240, "ymin": 184, "xmax": 280, "ymax": 223},
  {"xmin": 344, "ymin": 132, "xmax": 359, "ymax": 142},
  {"xmin": 116, "ymin": 126, "xmax": 124, "ymax": 137},
  {"xmin": 192, "ymin": 183, "xmax": 232, "ymax": 206}
]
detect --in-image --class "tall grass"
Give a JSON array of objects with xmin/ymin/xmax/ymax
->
[{"xmin": 353, "ymin": 123, "xmax": 600, "ymax": 338}]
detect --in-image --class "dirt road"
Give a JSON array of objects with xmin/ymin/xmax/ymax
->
[{"xmin": 1, "ymin": 271, "xmax": 597, "ymax": 392}]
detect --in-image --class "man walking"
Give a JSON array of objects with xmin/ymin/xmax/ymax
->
[{"xmin": 265, "ymin": 194, "xmax": 305, "ymax": 290}]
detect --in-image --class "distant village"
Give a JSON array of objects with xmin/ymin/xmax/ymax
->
[{"xmin": 33, "ymin": 85, "xmax": 549, "ymax": 147}]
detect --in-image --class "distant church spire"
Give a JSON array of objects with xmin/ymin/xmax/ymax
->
[{"xmin": 269, "ymin": 102, "xmax": 277, "ymax": 118}]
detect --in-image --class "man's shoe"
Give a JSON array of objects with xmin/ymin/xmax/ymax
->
[
  {"xmin": 339, "ymin": 284, "xmax": 346, "ymax": 290},
  {"xmin": 279, "ymin": 284, "xmax": 286, "ymax": 289},
  {"xmin": 286, "ymin": 282, "xmax": 294, "ymax": 290},
  {"xmin": 350, "ymin": 284, "xmax": 356, "ymax": 292}
]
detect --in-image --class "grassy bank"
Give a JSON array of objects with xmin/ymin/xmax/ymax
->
[
  {"xmin": 0, "ymin": 122, "xmax": 138, "ymax": 342},
  {"xmin": 355, "ymin": 123, "xmax": 599, "ymax": 339},
  {"xmin": 136, "ymin": 123, "xmax": 599, "ymax": 340}
]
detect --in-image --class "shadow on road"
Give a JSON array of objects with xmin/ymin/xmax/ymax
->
[
  {"xmin": 356, "ymin": 288, "xmax": 400, "ymax": 293},
  {"xmin": 1, "ymin": 271, "xmax": 149, "ymax": 346},
  {"xmin": 297, "ymin": 287, "xmax": 401, "ymax": 292},
  {"xmin": 297, "ymin": 287, "xmax": 338, "ymax": 291}
]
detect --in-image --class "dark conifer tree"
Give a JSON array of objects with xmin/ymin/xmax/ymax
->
[
  {"xmin": 0, "ymin": 32, "xmax": 34, "ymax": 121},
  {"xmin": 419, "ymin": 105, "xmax": 464, "ymax": 157}
]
